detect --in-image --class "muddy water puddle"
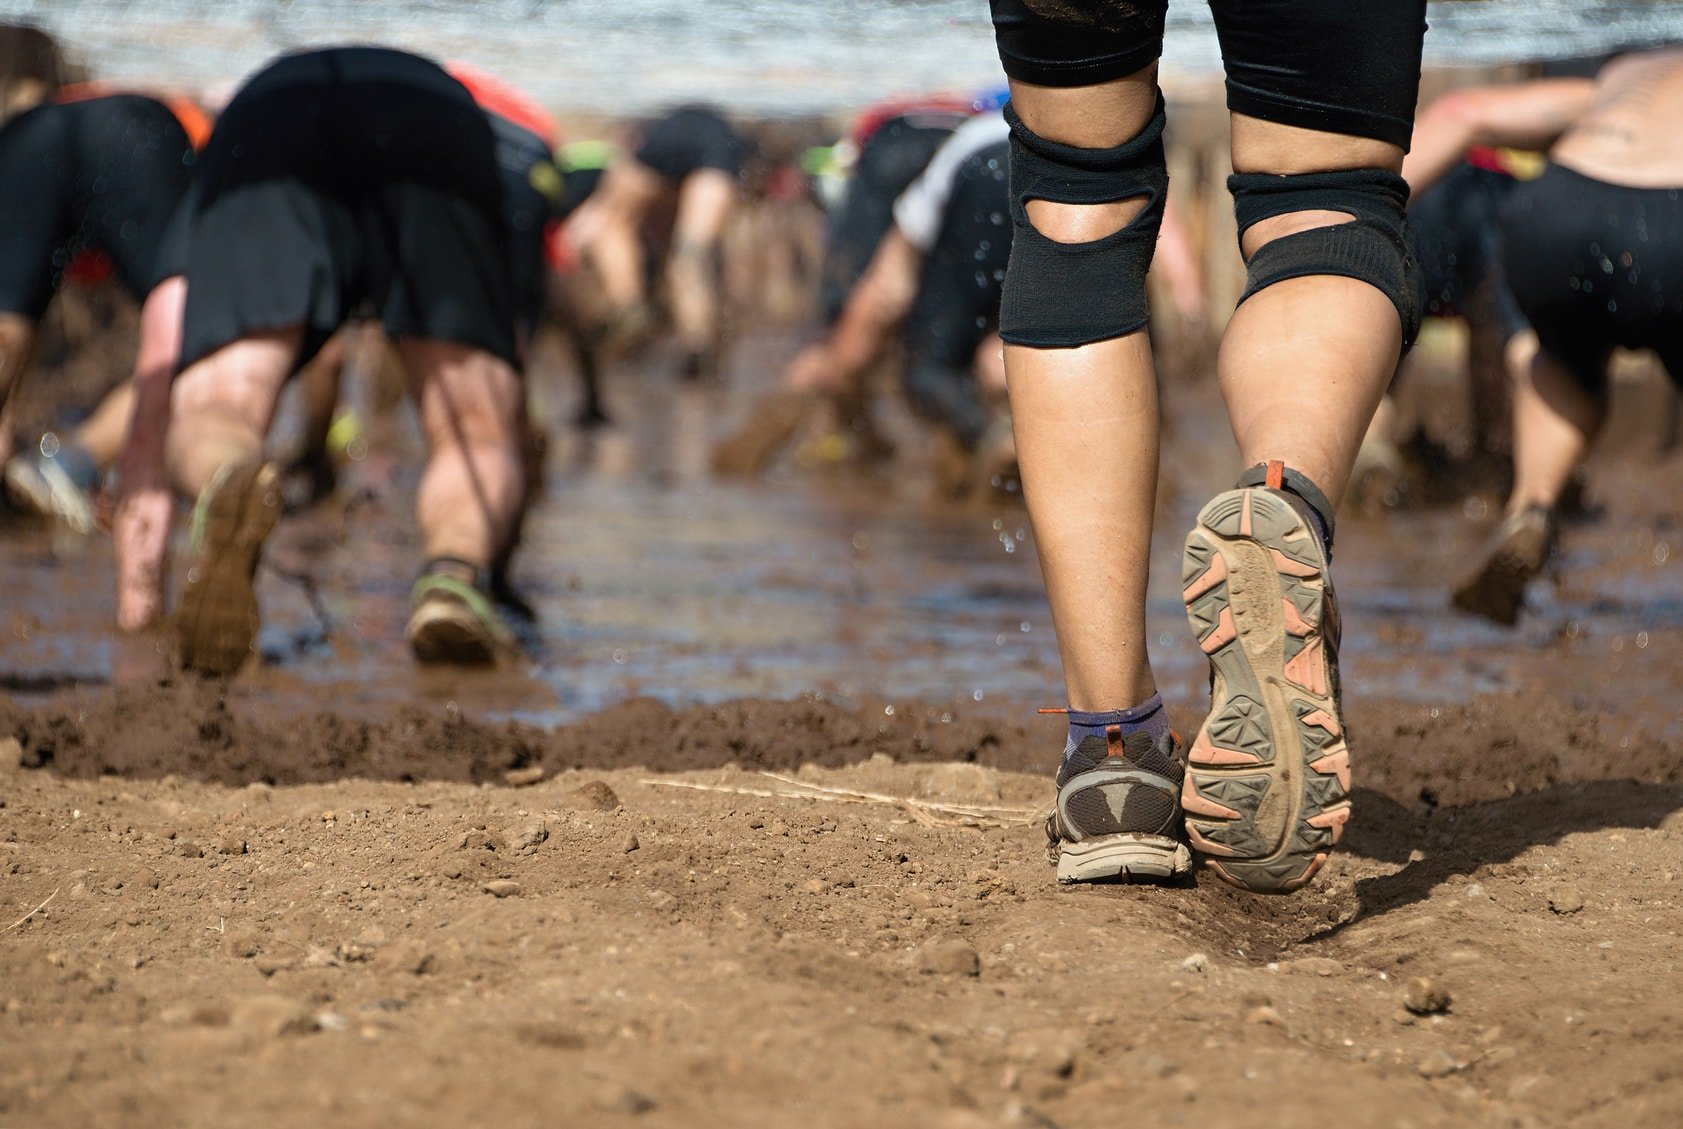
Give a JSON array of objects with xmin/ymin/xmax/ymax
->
[{"xmin": 3, "ymin": 328, "xmax": 1681, "ymax": 736}]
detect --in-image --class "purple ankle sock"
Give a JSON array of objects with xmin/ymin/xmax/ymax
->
[{"xmin": 1063, "ymin": 693, "xmax": 1170, "ymax": 763}]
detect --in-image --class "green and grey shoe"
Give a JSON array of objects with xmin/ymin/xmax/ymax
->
[
  {"xmin": 177, "ymin": 459, "xmax": 283, "ymax": 676},
  {"xmin": 406, "ymin": 573, "xmax": 518, "ymax": 666}
]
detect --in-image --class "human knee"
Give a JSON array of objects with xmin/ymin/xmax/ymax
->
[
  {"xmin": 1229, "ymin": 168, "xmax": 1422, "ymax": 347},
  {"xmin": 1000, "ymin": 98, "xmax": 1167, "ymax": 348},
  {"xmin": 415, "ymin": 350, "xmax": 522, "ymax": 449}
]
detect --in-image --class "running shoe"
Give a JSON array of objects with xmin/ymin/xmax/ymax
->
[
  {"xmin": 406, "ymin": 573, "xmax": 518, "ymax": 665},
  {"xmin": 4, "ymin": 450, "xmax": 96, "ymax": 534},
  {"xmin": 1046, "ymin": 725, "xmax": 1193, "ymax": 883},
  {"xmin": 1180, "ymin": 466, "xmax": 1351, "ymax": 893},
  {"xmin": 1451, "ymin": 505, "xmax": 1557, "ymax": 626},
  {"xmin": 177, "ymin": 459, "xmax": 283, "ymax": 676}
]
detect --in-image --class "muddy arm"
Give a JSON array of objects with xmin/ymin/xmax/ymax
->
[
  {"xmin": 113, "ymin": 277, "xmax": 186, "ymax": 632},
  {"xmin": 1403, "ymin": 79, "xmax": 1597, "ymax": 196},
  {"xmin": 786, "ymin": 226, "xmax": 922, "ymax": 395}
]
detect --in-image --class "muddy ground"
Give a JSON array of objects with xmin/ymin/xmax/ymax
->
[{"xmin": 2, "ymin": 300, "xmax": 1682, "ymax": 1128}]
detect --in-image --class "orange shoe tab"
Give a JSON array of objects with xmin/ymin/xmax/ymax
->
[{"xmin": 1266, "ymin": 459, "xmax": 1284, "ymax": 489}]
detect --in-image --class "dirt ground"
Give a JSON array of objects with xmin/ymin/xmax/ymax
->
[{"xmin": 3, "ymin": 306, "xmax": 1683, "ymax": 1127}]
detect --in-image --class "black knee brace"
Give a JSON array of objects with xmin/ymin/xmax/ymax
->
[
  {"xmin": 1229, "ymin": 168, "xmax": 1423, "ymax": 348},
  {"xmin": 999, "ymin": 98, "xmax": 1168, "ymax": 348}
]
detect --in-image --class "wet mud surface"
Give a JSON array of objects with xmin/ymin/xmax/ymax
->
[{"xmin": 3, "ymin": 317, "xmax": 1683, "ymax": 1127}]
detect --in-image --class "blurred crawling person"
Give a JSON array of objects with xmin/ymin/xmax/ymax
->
[
  {"xmin": 1406, "ymin": 49, "xmax": 1683, "ymax": 624},
  {"xmin": 0, "ymin": 84, "xmax": 209, "ymax": 531},
  {"xmin": 115, "ymin": 46, "xmax": 535, "ymax": 674},
  {"xmin": 715, "ymin": 106, "xmax": 1013, "ymax": 488},
  {"xmin": 565, "ymin": 104, "xmax": 749, "ymax": 379},
  {"xmin": 989, "ymin": 0, "xmax": 1427, "ymax": 892}
]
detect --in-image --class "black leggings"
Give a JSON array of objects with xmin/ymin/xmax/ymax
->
[
  {"xmin": 1502, "ymin": 163, "xmax": 1683, "ymax": 392},
  {"xmin": 989, "ymin": 0, "xmax": 1426, "ymax": 149},
  {"xmin": 902, "ymin": 139, "xmax": 1012, "ymax": 448}
]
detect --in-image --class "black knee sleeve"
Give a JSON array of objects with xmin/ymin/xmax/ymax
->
[
  {"xmin": 999, "ymin": 98, "xmax": 1168, "ymax": 348},
  {"xmin": 1230, "ymin": 168, "xmax": 1423, "ymax": 348}
]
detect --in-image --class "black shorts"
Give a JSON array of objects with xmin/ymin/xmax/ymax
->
[
  {"xmin": 820, "ymin": 110, "xmax": 968, "ymax": 325},
  {"xmin": 632, "ymin": 105, "xmax": 748, "ymax": 183},
  {"xmin": 1408, "ymin": 162, "xmax": 1528, "ymax": 340},
  {"xmin": 177, "ymin": 47, "xmax": 518, "ymax": 373},
  {"xmin": 0, "ymin": 94, "xmax": 195, "ymax": 318},
  {"xmin": 902, "ymin": 139, "xmax": 1012, "ymax": 446},
  {"xmin": 1502, "ymin": 163, "xmax": 1683, "ymax": 391},
  {"xmin": 989, "ymin": 0, "xmax": 1427, "ymax": 149}
]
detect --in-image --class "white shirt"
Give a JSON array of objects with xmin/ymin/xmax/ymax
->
[{"xmin": 892, "ymin": 110, "xmax": 1010, "ymax": 253}]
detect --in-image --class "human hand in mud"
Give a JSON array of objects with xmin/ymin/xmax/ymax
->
[
  {"xmin": 785, "ymin": 343, "xmax": 845, "ymax": 395},
  {"xmin": 114, "ymin": 486, "xmax": 171, "ymax": 630}
]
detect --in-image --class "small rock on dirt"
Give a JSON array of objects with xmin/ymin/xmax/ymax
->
[
  {"xmin": 621, "ymin": 832, "xmax": 640, "ymax": 853},
  {"xmin": 482, "ymin": 880, "xmax": 523, "ymax": 898},
  {"xmin": 1245, "ymin": 1006, "xmax": 1285, "ymax": 1027},
  {"xmin": 563, "ymin": 781, "xmax": 621, "ymax": 811},
  {"xmin": 509, "ymin": 820, "xmax": 549, "ymax": 855},
  {"xmin": 1547, "ymin": 886, "xmax": 1586, "ymax": 915},
  {"xmin": 1403, "ymin": 977, "xmax": 1452, "ymax": 1015},
  {"xmin": 1180, "ymin": 952, "xmax": 1209, "ymax": 973},
  {"xmin": 1417, "ymin": 1049, "xmax": 1459, "ymax": 1078},
  {"xmin": 917, "ymin": 938, "xmax": 981, "ymax": 977},
  {"xmin": 213, "ymin": 834, "xmax": 247, "ymax": 856},
  {"xmin": 504, "ymin": 765, "xmax": 546, "ymax": 788}
]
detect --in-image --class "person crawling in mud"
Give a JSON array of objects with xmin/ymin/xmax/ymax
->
[
  {"xmin": 114, "ymin": 46, "xmax": 557, "ymax": 675},
  {"xmin": 715, "ymin": 106, "xmax": 1016, "ymax": 493},
  {"xmin": 1405, "ymin": 47, "xmax": 1683, "ymax": 625},
  {"xmin": 988, "ymin": 0, "xmax": 1427, "ymax": 892},
  {"xmin": 0, "ymin": 84, "xmax": 209, "ymax": 532},
  {"xmin": 562, "ymin": 104, "xmax": 748, "ymax": 380}
]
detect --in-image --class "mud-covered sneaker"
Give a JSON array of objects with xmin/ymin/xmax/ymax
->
[
  {"xmin": 177, "ymin": 459, "xmax": 283, "ymax": 676},
  {"xmin": 406, "ymin": 574, "xmax": 518, "ymax": 665},
  {"xmin": 1046, "ymin": 726, "xmax": 1193, "ymax": 884},
  {"xmin": 1451, "ymin": 505, "xmax": 1557, "ymax": 626},
  {"xmin": 1181, "ymin": 472, "xmax": 1351, "ymax": 893},
  {"xmin": 4, "ymin": 450, "xmax": 96, "ymax": 534}
]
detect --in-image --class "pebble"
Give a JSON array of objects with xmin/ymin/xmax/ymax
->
[
  {"xmin": 563, "ymin": 781, "xmax": 621, "ymax": 812},
  {"xmin": 621, "ymin": 832, "xmax": 640, "ymax": 853},
  {"xmin": 176, "ymin": 839, "xmax": 203, "ymax": 858},
  {"xmin": 1142, "ymin": 1054, "xmax": 1179, "ymax": 1079},
  {"xmin": 504, "ymin": 766, "xmax": 546, "ymax": 788},
  {"xmin": 1180, "ymin": 952, "xmax": 1209, "ymax": 973},
  {"xmin": 1403, "ymin": 977, "xmax": 1452, "ymax": 1015},
  {"xmin": 917, "ymin": 937, "xmax": 981, "ymax": 977},
  {"xmin": 509, "ymin": 820, "xmax": 549, "ymax": 855},
  {"xmin": 214, "ymin": 835, "xmax": 247, "ymax": 856},
  {"xmin": 1244, "ymin": 1006, "xmax": 1285, "ymax": 1028},
  {"xmin": 482, "ymin": 880, "xmax": 523, "ymax": 898},
  {"xmin": 1547, "ymin": 886, "xmax": 1585, "ymax": 915},
  {"xmin": 1416, "ymin": 1049, "xmax": 1459, "ymax": 1078}
]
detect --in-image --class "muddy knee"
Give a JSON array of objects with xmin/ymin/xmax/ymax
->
[
  {"xmin": 1230, "ymin": 169, "xmax": 1423, "ymax": 348},
  {"xmin": 999, "ymin": 99, "xmax": 1167, "ymax": 348}
]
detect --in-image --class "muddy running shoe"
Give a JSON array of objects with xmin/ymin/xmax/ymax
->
[
  {"xmin": 406, "ymin": 573, "xmax": 518, "ymax": 666},
  {"xmin": 711, "ymin": 389, "xmax": 821, "ymax": 477},
  {"xmin": 1451, "ymin": 505, "xmax": 1557, "ymax": 626},
  {"xmin": 4, "ymin": 448, "xmax": 97, "ymax": 534},
  {"xmin": 1180, "ymin": 465, "xmax": 1351, "ymax": 893},
  {"xmin": 177, "ymin": 459, "xmax": 283, "ymax": 676},
  {"xmin": 1047, "ymin": 726, "xmax": 1193, "ymax": 883}
]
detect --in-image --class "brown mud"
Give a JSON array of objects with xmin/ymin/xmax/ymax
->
[{"xmin": 3, "ymin": 305, "xmax": 1683, "ymax": 1127}]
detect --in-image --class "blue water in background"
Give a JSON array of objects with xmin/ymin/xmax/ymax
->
[{"xmin": 1, "ymin": 1, "xmax": 1681, "ymax": 115}]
